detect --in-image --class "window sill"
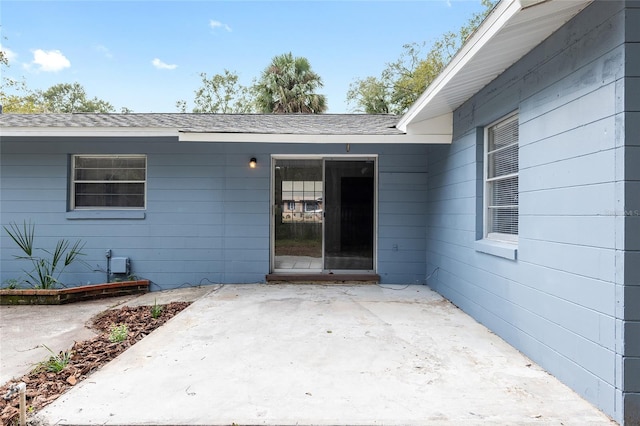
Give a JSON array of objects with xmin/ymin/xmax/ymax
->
[
  {"xmin": 474, "ymin": 239, "xmax": 518, "ymax": 260},
  {"xmin": 66, "ymin": 211, "xmax": 146, "ymax": 220}
]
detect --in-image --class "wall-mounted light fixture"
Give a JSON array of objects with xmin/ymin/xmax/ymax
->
[{"xmin": 249, "ymin": 157, "xmax": 257, "ymax": 169}]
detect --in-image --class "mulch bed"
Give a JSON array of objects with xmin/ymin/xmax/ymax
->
[{"xmin": 0, "ymin": 301, "xmax": 190, "ymax": 425}]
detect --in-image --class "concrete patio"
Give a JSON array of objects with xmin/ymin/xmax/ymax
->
[
  {"xmin": 274, "ymin": 255, "xmax": 323, "ymax": 269},
  {"xmin": 15, "ymin": 283, "xmax": 613, "ymax": 425}
]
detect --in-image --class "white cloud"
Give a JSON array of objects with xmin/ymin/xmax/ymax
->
[
  {"xmin": 0, "ymin": 44, "xmax": 17, "ymax": 64},
  {"xmin": 29, "ymin": 49, "xmax": 71, "ymax": 72},
  {"xmin": 95, "ymin": 44, "xmax": 114, "ymax": 59},
  {"xmin": 210, "ymin": 20, "xmax": 232, "ymax": 32},
  {"xmin": 152, "ymin": 58, "xmax": 177, "ymax": 70}
]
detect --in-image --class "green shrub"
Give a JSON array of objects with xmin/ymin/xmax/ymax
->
[
  {"xmin": 3, "ymin": 220, "xmax": 86, "ymax": 289},
  {"xmin": 151, "ymin": 299, "xmax": 163, "ymax": 319},
  {"xmin": 33, "ymin": 344, "xmax": 72, "ymax": 373},
  {"xmin": 2, "ymin": 278, "xmax": 22, "ymax": 289},
  {"xmin": 109, "ymin": 324, "xmax": 128, "ymax": 343}
]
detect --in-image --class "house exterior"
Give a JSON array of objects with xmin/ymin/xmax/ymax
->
[
  {"xmin": 0, "ymin": 114, "xmax": 435, "ymax": 286},
  {"xmin": 396, "ymin": 0, "xmax": 638, "ymax": 424},
  {"xmin": 0, "ymin": 0, "xmax": 638, "ymax": 423}
]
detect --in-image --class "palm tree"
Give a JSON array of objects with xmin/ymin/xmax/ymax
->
[{"xmin": 254, "ymin": 52, "xmax": 327, "ymax": 114}]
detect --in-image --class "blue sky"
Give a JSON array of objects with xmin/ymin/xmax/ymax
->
[{"xmin": 1, "ymin": 1, "xmax": 487, "ymax": 113}]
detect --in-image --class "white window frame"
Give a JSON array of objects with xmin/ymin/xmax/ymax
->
[
  {"xmin": 483, "ymin": 112, "xmax": 518, "ymax": 243},
  {"xmin": 71, "ymin": 154, "xmax": 147, "ymax": 210}
]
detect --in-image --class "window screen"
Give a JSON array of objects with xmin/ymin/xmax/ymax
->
[
  {"xmin": 486, "ymin": 115, "xmax": 518, "ymax": 238},
  {"xmin": 72, "ymin": 155, "xmax": 146, "ymax": 209}
]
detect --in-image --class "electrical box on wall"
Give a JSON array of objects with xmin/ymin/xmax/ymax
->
[{"xmin": 111, "ymin": 257, "xmax": 130, "ymax": 275}]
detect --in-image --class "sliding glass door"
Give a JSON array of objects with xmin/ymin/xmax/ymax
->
[
  {"xmin": 323, "ymin": 160, "xmax": 374, "ymax": 270},
  {"xmin": 272, "ymin": 157, "xmax": 375, "ymax": 273}
]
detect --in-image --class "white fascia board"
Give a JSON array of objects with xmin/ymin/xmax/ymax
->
[
  {"xmin": 1, "ymin": 127, "xmax": 451, "ymax": 144},
  {"xmin": 519, "ymin": 0, "xmax": 548, "ymax": 7},
  {"xmin": 178, "ymin": 132, "xmax": 451, "ymax": 144},
  {"xmin": 396, "ymin": 0, "xmax": 521, "ymax": 132},
  {"xmin": 0, "ymin": 127, "xmax": 179, "ymax": 137}
]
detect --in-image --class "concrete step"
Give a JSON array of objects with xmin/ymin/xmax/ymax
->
[{"xmin": 265, "ymin": 273, "xmax": 380, "ymax": 284}]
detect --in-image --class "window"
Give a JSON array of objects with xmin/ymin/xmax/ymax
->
[
  {"xmin": 304, "ymin": 200, "xmax": 322, "ymax": 213},
  {"xmin": 484, "ymin": 114, "xmax": 518, "ymax": 242},
  {"xmin": 71, "ymin": 155, "xmax": 146, "ymax": 209}
]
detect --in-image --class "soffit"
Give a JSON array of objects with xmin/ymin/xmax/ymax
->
[{"xmin": 398, "ymin": 0, "xmax": 593, "ymax": 133}]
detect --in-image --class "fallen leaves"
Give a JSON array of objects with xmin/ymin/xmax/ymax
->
[{"xmin": 0, "ymin": 301, "xmax": 190, "ymax": 425}]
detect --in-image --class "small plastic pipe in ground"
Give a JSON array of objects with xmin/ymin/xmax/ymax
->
[
  {"xmin": 3, "ymin": 382, "xmax": 27, "ymax": 426},
  {"xmin": 18, "ymin": 382, "xmax": 26, "ymax": 426}
]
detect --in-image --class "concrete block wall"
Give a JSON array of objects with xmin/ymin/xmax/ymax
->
[
  {"xmin": 0, "ymin": 138, "xmax": 428, "ymax": 288},
  {"xmin": 622, "ymin": 1, "xmax": 640, "ymax": 422},
  {"xmin": 426, "ymin": 1, "xmax": 629, "ymax": 422}
]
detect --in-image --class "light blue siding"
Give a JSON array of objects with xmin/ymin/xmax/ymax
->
[
  {"xmin": 375, "ymin": 168, "xmax": 427, "ymax": 283},
  {"xmin": 623, "ymin": 1, "xmax": 640, "ymax": 421},
  {"xmin": 426, "ymin": 1, "xmax": 635, "ymax": 423},
  {"xmin": 1, "ymin": 139, "xmax": 428, "ymax": 288}
]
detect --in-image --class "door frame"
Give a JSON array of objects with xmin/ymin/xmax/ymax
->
[{"xmin": 270, "ymin": 154, "xmax": 378, "ymax": 274}]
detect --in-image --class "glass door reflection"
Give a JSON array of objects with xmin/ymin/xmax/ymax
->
[{"xmin": 273, "ymin": 159, "xmax": 323, "ymax": 271}]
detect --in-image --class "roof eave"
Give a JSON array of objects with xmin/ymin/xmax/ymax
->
[
  {"xmin": 1, "ymin": 127, "xmax": 179, "ymax": 137},
  {"xmin": 397, "ymin": 0, "xmax": 593, "ymax": 133},
  {"xmin": 178, "ymin": 132, "xmax": 450, "ymax": 144},
  {"xmin": 0, "ymin": 127, "xmax": 450, "ymax": 144}
]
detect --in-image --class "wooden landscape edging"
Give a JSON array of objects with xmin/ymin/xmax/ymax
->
[{"xmin": 0, "ymin": 280, "xmax": 150, "ymax": 305}]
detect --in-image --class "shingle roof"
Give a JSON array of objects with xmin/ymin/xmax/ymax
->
[{"xmin": 0, "ymin": 113, "xmax": 403, "ymax": 135}]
